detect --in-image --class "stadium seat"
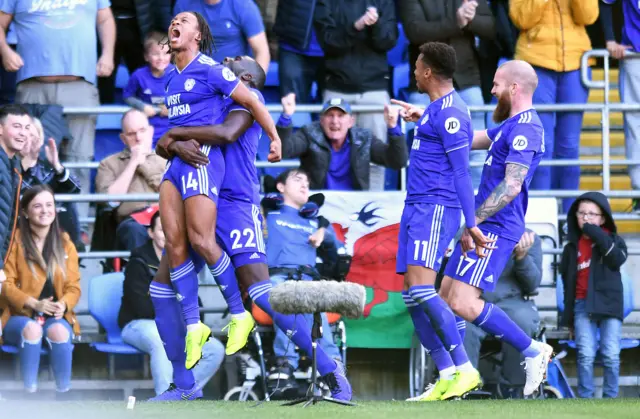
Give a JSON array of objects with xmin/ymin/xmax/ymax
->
[
  {"xmin": 1, "ymin": 342, "xmax": 57, "ymax": 381},
  {"xmin": 92, "ymin": 106, "xmax": 127, "ymax": 192},
  {"xmin": 96, "ymin": 105, "xmax": 126, "ymax": 131},
  {"xmin": 387, "ymin": 23, "xmax": 408, "ymax": 67},
  {"xmin": 265, "ymin": 61, "xmax": 279, "ymax": 87},
  {"xmin": 291, "ymin": 112, "xmax": 312, "ymax": 128},
  {"xmin": 393, "ymin": 63, "xmax": 410, "ymax": 99},
  {"xmin": 115, "ymin": 64, "xmax": 130, "ymax": 90},
  {"xmin": 262, "ymin": 61, "xmax": 281, "ymax": 103},
  {"xmin": 88, "ymin": 272, "xmax": 148, "ymax": 379}
]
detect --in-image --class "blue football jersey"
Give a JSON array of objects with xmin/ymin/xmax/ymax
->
[
  {"xmin": 477, "ymin": 109, "xmax": 545, "ymax": 241},
  {"xmin": 165, "ymin": 53, "xmax": 240, "ymax": 129},
  {"xmin": 405, "ymin": 90, "xmax": 473, "ymax": 207},
  {"xmin": 219, "ymin": 88, "xmax": 264, "ymax": 205}
]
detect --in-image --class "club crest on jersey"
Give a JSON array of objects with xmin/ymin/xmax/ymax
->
[
  {"xmin": 445, "ymin": 117, "xmax": 460, "ymax": 134},
  {"xmin": 512, "ymin": 135, "xmax": 528, "ymax": 151},
  {"xmin": 222, "ymin": 67, "xmax": 237, "ymax": 82},
  {"xmin": 184, "ymin": 78, "xmax": 195, "ymax": 91},
  {"xmin": 420, "ymin": 114, "xmax": 429, "ymax": 125}
]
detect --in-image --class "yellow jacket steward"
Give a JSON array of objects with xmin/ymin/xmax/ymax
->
[{"xmin": 510, "ymin": 0, "xmax": 599, "ymax": 72}]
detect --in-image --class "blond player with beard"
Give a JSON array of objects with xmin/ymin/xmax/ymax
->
[{"xmin": 392, "ymin": 60, "xmax": 553, "ymax": 400}]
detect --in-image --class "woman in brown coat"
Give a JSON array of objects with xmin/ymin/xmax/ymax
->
[{"xmin": 0, "ymin": 185, "xmax": 80, "ymax": 394}]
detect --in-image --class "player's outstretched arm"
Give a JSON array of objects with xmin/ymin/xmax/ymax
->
[
  {"xmin": 472, "ymin": 130, "xmax": 492, "ymax": 150},
  {"xmin": 475, "ymin": 162, "xmax": 528, "ymax": 225},
  {"xmin": 164, "ymin": 111, "xmax": 254, "ymax": 146},
  {"xmin": 230, "ymin": 82, "xmax": 282, "ymax": 161}
]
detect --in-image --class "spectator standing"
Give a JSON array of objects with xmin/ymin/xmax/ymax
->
[
  {"xmin": 123, "ymin": 32, "xmax": 174, "ymax": 149},
  {"xmin": 0, "ymin": 185, "xmax": 80, "ymax": 396},
  {"xmin": 314, "ymin": 0, "xmax": 398, "ymax": 191},
  {"xmin": 278, "ymin": 96, "xmax": 408, "ymax": 190},
  {"xmin": 0, "ymin": 1, "xmax": 116, "ymax": 221},
  {"xmin": 98, "ymin": 0, "xmax": 173, "ymax": 103},
  {"xmin": 273, "ymin": 0, "xmax": 324, "ymax": 103},
  {"xmin": 398, "ymin": 0, "xmax": 495, "ymax": 189},
  {"xmin": 600, "ymin": 0, "xmax": 640, "ymax": 211},
  {"xmin": 560, "ymin": 191, "xmax": 627, "ymax": 398},
  {"xmin": 463, "ymin": 230, "xmax": 542, "ymax": 399},
  {"xmin": 0, "ymin": 105, "xmax": 30, "ymax": 290},
  {"xmin": 118, "ymin": 211, "xmax": 225, "ymax": 396},
  {"xmin": 21, "ymin": 117, "xmax": 83, "ymax": 250},
  {"xmin": 95, "ymin": 109, "xmax": 165, "ymax": 251},
  {"xmin": 510, "ymin": 0, "xmax": 599, "ymax": 213},
  {"xmin": 173, "ymin": 0, "xmax": 270, "ymax": 71}
]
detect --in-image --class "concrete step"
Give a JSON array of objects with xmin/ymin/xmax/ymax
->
[
  {"xmin": 579, "ymin": 154, "xmax": 627, "ymax": 171},
  {"xmin": 592, "ymin": 68, "xmax": 619, "ymax": 84},
  {"xmin": 580, "ymin": 130, "xmax": 625, "ymax": 148},
  {"xmin": 588, "ymin": 88, "xmax": 621, "ymax": 103},
  {"xmin": 580, "ymin": 174, "xmax": 631, "ymax": 190},
  {"xmin": 583, "ymin": 111, "xmax": 623, "ymax": 127}
]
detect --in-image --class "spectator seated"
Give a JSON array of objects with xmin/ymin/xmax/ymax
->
[{"xmin": 95, "ymin": 109, "xmax": 165, "ymax": 251}]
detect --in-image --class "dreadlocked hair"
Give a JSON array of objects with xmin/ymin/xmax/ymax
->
[
  {"xmin": 163, "ymin": 11, "xmax": 217, "ymax": 59},
  {"xmin": 191, "ymin": 11, "xmax": 216, "ymax": 56}
]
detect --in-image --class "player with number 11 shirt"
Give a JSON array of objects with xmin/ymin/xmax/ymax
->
[{"xmin": 391, "ymin": 42, "xmax": 493, "ymax": 402}]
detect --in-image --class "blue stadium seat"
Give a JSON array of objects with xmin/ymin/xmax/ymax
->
[
  {"xmin": 93, "ymin": 105, "xmax": 126, "ymax": 192},
  {"xmin": 1, "ymin": 335, "xmax": 69, "ymax": 380},
  {"xmin": 291, "ymin": 112, "xmax": 312, "ymax": 128},
  {"xmin": 261, "ymin": 61, "xmax": 281, "ymax": 103},
  {"xmin": 88, "ymin": 272, "xmax": 146, "ymax": 379},
  {"xmin": 393, "ymin": 63, "xmax": 410, "ymax": 99},
  {"xmin": 387, "ymin": 23, "xmax": 409, "ymax": 67},
  {"xmin": 265, "ymin": 61, "xmax": 279, "ymax": 87},
  {"xmin": 0, "ymin": 345, "xmax": 48, "ymax": 355},
  {"xmin": 96, "ymin": 105, "xmax": 125, "ymax": 131},
  {"xmin": 115, "ymin": 64, "xmax": 130, "ymax": 90}
]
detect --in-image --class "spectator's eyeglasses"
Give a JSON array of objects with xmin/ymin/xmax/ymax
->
[{"xmin": 577, "ymin": 211, "xmax": 602, "ymax": 219}]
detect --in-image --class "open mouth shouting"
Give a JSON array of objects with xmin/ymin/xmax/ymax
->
[{"xmin": 170, "ymin": 27, "xmax": 181, "ymax": 45}]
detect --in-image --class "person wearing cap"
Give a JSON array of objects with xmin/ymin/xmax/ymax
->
[
  {"xmin": 314, "ymin": 0, "xmax": 398, "ymax": 191},
  {"xmin": 276, "ymin": 95, "xmax": 408, "ymax": 191}
]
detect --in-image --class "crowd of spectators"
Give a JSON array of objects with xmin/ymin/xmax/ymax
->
[
  {"xmin": 0, "ymin": 0, "xmax": 634, "ymax": 401},
  {"xmin": 0, "ymin": 0, "xmax": 627, "ymax": 208}
]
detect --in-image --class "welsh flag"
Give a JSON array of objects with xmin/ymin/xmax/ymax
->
[{"xmin": 320, "ymin": 191, "xmax": 413, "ymax": 349}]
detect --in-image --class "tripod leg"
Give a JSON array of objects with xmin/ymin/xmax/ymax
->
[
  {"xmin": 281, "ymin": 397, "xmax": 309, "ymax": 406},
  {"xmin": 322, "ymin": 396, "xmax": 356, "ymax": 406}
]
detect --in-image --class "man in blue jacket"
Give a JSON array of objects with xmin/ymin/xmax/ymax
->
[{"xmin": 263, "ymin": 167, "xmax": 342, "ymax": 386}]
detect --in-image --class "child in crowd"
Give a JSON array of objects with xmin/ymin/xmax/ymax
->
[
  {"xmin": 560, "ymin": 191, "xmax": 627, "ymax": 398},
  {"xmin": 123, "ymin": 31, "xmax": 173, "ymax": 148}
]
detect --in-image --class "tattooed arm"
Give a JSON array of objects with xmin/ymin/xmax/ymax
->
[{"xmin": 475, "ymin": 163, "xmax": 528, "ymax": 224}]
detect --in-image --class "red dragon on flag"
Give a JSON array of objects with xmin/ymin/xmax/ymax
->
[{"xmin": 332, "ymin": 202, "xmax": 404, "ymax": 318}]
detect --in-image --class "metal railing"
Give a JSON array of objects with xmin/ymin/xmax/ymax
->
[
  {"xmin": 75, "ymin": 247, "xmax": 640, "ymax": 260},
  {"xmin": 55, "ymin": 49, "xmax": 640, "ymax": 260}
]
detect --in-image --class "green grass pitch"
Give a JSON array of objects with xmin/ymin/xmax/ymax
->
[{"xmin": 7, "ymin": 399, "xmax": 640, "ymax": 419}]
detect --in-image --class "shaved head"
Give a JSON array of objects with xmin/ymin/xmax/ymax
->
[{"xmin": 498, "ymin": 60, "xmax": 538, "ymax": 95}]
